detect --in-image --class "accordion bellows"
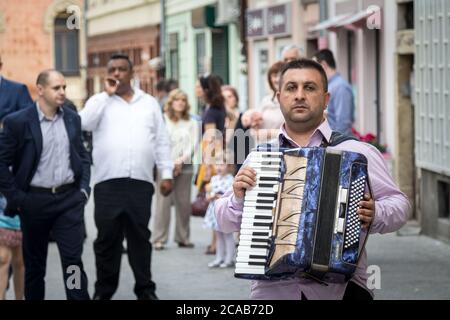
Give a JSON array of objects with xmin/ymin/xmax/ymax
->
[{"xmin": 235, "ymin": 147, "xmax": 370, "ymax": 283}]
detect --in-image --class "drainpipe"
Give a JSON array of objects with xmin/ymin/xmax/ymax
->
[
  {"xmin": 375, "ymin": 28, "xmax": 381, "ymax": 142},
  {"xmin": 84, "ymin": 0, "xmax": 89, "ymax": 99},
  {"xmin": 160, "ymin": 0, "xmax": 166, "ymax": 78}
]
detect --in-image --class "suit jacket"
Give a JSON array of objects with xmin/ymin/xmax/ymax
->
[
  {"xmin": 0, "ymin": 104, "xmax": 91, "ymax": 216},
  {"xmin": 0, "ymin": 77, "xmax": 33, "ymax": 122}
]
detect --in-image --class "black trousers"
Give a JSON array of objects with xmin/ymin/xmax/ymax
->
[
  {"xmin": 93, "ymin": 178, "xmax": 155, "ymax": 299},
  {"xmin": 20, "ymin": 187, "xmax": 90, "ymax": 300}
]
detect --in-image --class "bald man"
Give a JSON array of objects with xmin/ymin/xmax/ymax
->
[{"xmin": 0, "ymin": 69, "xmax": 91, "ymax": 300}]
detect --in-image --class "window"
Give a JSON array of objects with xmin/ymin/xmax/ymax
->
[
  {"xmin": 149, "ymin": 45, "xmax": 155, "ymax": 59},
  {"xmin": 168, "ymin": 33, "xmax": 179, "ymax": 80},
  {"xmin": 438, "ymin": 181, "xmax": 450, "ymax": 219},
  {"xmin": 196, "ymin": 32, "xmax": 206, "ymax": 76},
  {"xmin": 133, "ymin": 48, "xmax": 142, "ymax": 66},
  {"xmin": 54, "ymin": 13, "xmax": 80, "ymax": 75}
]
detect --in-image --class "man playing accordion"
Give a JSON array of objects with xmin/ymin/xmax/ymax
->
[{"xmin": 214, "ymin": 59, "xmax": 410, "ymax": 300}]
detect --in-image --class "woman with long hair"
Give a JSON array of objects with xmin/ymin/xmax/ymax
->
[
  {"xmin": 195, "ymin": 74, "xmax": 227, "ymax": 255},
  {"xmin": 152, "ymin": 89, "xmax": 199, "ymax": 250}
]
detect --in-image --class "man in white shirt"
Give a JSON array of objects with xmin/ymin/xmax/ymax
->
[{"xmin": 79, "ymin": 54, "xmax": 173, "ymax": 300}]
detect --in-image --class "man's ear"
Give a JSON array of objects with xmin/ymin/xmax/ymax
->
[
  {"xmin": 36, "ymin": 84, "xmax": 44, "ymax": 96},
  {"xmin": 324, "ymin": 91, "xmax": 331, "ymax": 109},
  {"xmin": 276, "ymin": 90, "xmax": 281, "ymax": 103}
]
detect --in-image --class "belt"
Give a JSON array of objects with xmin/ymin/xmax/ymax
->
[{"xmin": 29, "ymin": 183, "xmax": 76, "ymax": 194}]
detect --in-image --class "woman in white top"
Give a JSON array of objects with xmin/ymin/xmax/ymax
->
[
  {"xmin": 254, "ymin": 61, "xmax": 285, "ymax": 143},
  {"xmin": 152, "ymin": 89, "xmax": 199, "ymax": 250}
]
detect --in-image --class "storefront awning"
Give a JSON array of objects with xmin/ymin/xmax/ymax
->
[
  {"xmin": 333, "ymin": 9, "xmax": 374, "ymax": 30},
  {"xmin": 308, "ymin": 14, "xmax": 351, "ymax": 32},
  {"xmin": 309, "ymin": 8, "xmax": 381, "ymax": 32}
]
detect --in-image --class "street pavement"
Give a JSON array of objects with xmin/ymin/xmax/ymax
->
[{"xmin": 7, "ymin": 192, "xmax": 450, "ymax": 300}]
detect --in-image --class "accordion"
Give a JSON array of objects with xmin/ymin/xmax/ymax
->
[{"xmin": 235, "ymin": 147, "xmax": 371, "ymax": 283}]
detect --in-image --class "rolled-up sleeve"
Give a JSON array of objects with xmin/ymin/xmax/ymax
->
[
  {"xmin": 215, "ymin": 189, "xmax": 244, "ymax": 233},
  {"xmin": 363, "ymin": 144, "xmax": 411, "ymax": 234}
]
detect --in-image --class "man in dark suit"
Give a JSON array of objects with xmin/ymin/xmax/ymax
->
[
  {"xmin": 0, "ymin": 69, "xmax": 91, "ymax": 300},
  {"xmin": 0, "ymin": 54, "xmax": 33, "ymax": 296},
  {"xmin": 0, "ymin": 54, "xmax": 33, "ymax": 122}
]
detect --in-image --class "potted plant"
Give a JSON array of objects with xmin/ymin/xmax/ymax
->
[{"xmin": 351, "ymin": 128, "xmax": 393, "ymax": 176}]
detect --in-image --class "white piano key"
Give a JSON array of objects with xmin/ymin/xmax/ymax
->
[
  {"xmin": 235, "ymin": 268, "xmax": 266, "ymax": 275},
  {"xmin": 252, "ymin": 169, "xmax": 280, "ymax": 175},
  {"xmin": 236, "ymin": 246, "xmax": 268, "ymax": 255},
  {"xmin": 243, "ymin": 201, "xmax": 275, "ymax": 208},
  {"xmin": 244, "ymin": 195, "xmax": 276, "ymax": 202},
  {"xmin": 239, "ymin": 234, "xmax": 271, "ymax": 241},
  {"xmin": 238, "ymin": 241, "xmax": 270, "ymax": 248},
  {"xmin": 247, "ymin": 161, "xmax": 279, "ymax": 167},
  {"xmin": 236, "ymin": 262, "xmax": 266, "ymax": 269},
  {"xmin": 249, "ymin": 151, "xmax": 283, "ymax": 157},
  {"xmin": 236, "ymin": 252, "xmax": 268, "ymax": 260},
  {"xmin": 242, "ymin": 215, "xmax": 273, "ymax": 223},
  {"xmin": 242, "ymin": 212, "xmax": 273, "ymax": 219},
  {"xmin": 248, "ymin": 163, "xmax": 281, "ymax": 170},
  {"xmin": 236, "ymin": 256, "xmax": 267, "ymax": 263},
  {"xmin": 239, "ymin": 222, "xmax": 272, "ymax": 230},
  {"xmin": 241, "ymin": 217, "xmax": 273, "ymax": 224},
  {"xmin": 245, "ymin": 189, "xmax": 278, "ymax": 197},
  {"xmin": 243, "ymin": 207, "xmax": 274, "ymax": 214},
  {"xmin": 239, "ymin": 229, "xmax": 272, "ymax": 236}
]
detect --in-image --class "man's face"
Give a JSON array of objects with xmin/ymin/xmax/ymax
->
[
  {"xmin": 38, "ymin": 72, "xmax": 66, "ymax": 107},
  {"xmin": 107, "ymin": 58, "xmax": 132, "ymax": 92},
  {"xmin": 283, "ymin": 48, "xmax": 301, "ymax": 63},
  {"xmin": 277, "ymin": 68, "xmax": 329, "ymax": 129}
]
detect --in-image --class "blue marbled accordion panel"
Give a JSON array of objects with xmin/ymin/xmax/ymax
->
[{"xmin": 236, "ymin": 147, "xmax": 369, "ymax": 283}]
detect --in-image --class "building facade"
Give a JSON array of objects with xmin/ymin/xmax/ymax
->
[
  {"xmin": 86, "ymin": 0, "xmax": 161, "ymax": 97},
  {"xmin": 165, "ymin": 0, "xmax": 246, "ymax": 113},
  {"xmin": 0, "ymin": 0, "xmax": 87, "ymax": 108},
  {"xmin": 414, "ymin": 0, "xmax": 450, "ymax": 242},
  {"xmin": 245, "ymin": 0, "xmax": 320, "ymax": 110}
]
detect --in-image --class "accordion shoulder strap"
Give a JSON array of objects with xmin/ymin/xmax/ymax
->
[
  {"xmin": 256, "ymin": 131, "xmax": 358, "ymax": 150},
  {"xmin": 325, "ymin": 131, "xmax": 358, "ymax": 147}
]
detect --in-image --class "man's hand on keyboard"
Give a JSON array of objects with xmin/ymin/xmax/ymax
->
[{"xmin": 233, "ymin": 166, "xmax": 257, "ymax": 200}]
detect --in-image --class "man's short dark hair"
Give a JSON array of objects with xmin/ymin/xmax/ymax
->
[
  {"xmin": 36, "ymin": 69, "xmax": 63, "ymax": 86},
  {"xmin": 279, "ymin": 59, "xmax": 328, "ymax": 92},
  {"xmin": 313, "ymin": 49, "xmax": 336, "ymax": 70},
  {"xmin": 166, "ymin": 79, "xmax": 178, "ymax": 91},
  {"xmin": 109, "ymin": 53, "xmax": 133, "ymax": 70},
  {"xmin": 156, "ymin": 79, "xmax": 167, "ymax": 92}
]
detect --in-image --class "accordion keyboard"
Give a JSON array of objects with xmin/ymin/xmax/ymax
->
[{"xmin": 235, "ymin": 151, "xmax": 283, "ymax": 275}]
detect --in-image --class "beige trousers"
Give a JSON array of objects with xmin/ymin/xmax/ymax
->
[{"xmin": 152, "ymin": 166, "xmax": 193, "ymax": 244}]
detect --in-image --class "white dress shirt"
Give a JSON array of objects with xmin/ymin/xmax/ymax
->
[{"xmin": 79, "ymin": 89, "xmax": 173, "ymax": 185}]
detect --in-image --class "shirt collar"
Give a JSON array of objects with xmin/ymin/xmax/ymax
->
[
  {"xmin": 328, "ymin": 72, "xmax": 340, "ymax": 84},
  {"xmin": 278, "ymin": 119, "xmax": 332, "ymax": 148},
  {"xmin": 114, "ymin": 88, "xmax": 144, "ymax": 104},
  {"xmin": 36, "ymin": 102, "xmax": 64, "ymax": 122}
]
